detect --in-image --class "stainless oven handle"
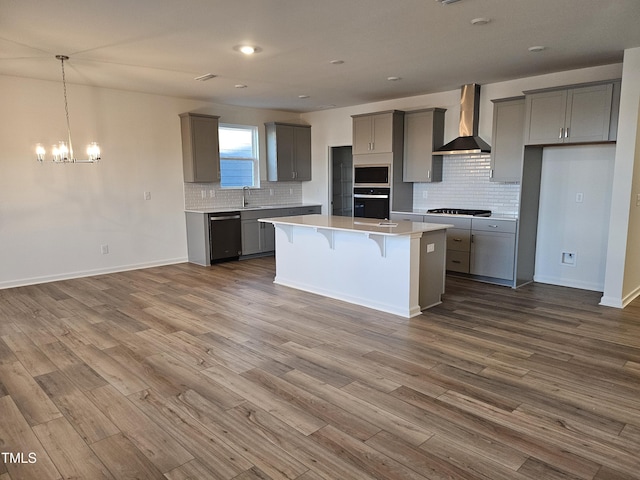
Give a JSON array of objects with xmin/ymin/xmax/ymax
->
[
  {"xmin": 353, "ymin": 194, "xmax": 389, "ymax": 199},
  {"xmin": 210, "ymin": 215, "xmax": 241, "ymax": 221}
]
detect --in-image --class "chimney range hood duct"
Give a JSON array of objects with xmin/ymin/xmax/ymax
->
[{"xmin": 434, "ymin": 83, "xmax": 491, "ymax": 155}]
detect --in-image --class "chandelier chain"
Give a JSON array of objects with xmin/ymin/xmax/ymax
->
[{"xmin": 59, "ymin": 56, "xmax": 74, "ymax": 158}]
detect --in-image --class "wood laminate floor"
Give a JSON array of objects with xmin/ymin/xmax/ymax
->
[{"xmin": 1, "ymin": 257, "xmax": 639, "ymax": 479}]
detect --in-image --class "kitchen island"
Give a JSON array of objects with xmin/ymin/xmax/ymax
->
[{"xmin": 259, "ymin": 214, "xmax": 452, "ymax": 318}]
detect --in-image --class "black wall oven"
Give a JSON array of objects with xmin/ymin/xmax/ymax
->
[{"xmin": 354, "ymin": 187, "xmax": 390, "ymax": 219}]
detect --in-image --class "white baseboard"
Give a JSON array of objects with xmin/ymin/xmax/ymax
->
[
  {"xmin": 600, "ymin": 283, "xmax": 640, "ymax": 308},
  {"xmin": 0, "ymin": 257, "xmax": 188, "ymax": 290},
  {"xmin": 533, "ymin": 275, "xmax": 603, "ymax": 292}
]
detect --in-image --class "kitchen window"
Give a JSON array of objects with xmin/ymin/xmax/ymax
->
[{"xmin": 219, "ymin": 124, "xmax": 259, "ymax": 188}]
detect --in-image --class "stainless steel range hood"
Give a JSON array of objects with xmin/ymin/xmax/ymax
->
[{"xmin": 434, "ymin": 84, "xmax": 491, "ymax": 155}]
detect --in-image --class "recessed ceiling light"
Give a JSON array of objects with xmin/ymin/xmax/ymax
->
[
  {"xmin": 436, "ymin": 0, "xmax": 462, "ymax": 4},
  {"xmin": 235, "ymin": 84, "xmax": 248, "ymax": 89},
  {"xmin": 234, "ymin": 45, "xmax": 262, "ymax": 55},
  {"xmin": 470, "ymin": 17, "xmax": 491, "ymax": 25},
  {"xmin": 329, "ymin": 60, "xmax": 344, "ymax": 65},
  {"xmin": 318, "ymin": 104, "xmax": 336, "ymax": 109},
  {"xmin": 387, "ymin": 76, "xmax": 402, "ymax": 81},
  {"xmin": 193, "ymin": 73, "xmax": 217, "ymax": 81},
  {"xmin": 528, "ymin": 45, "xmax": 546, "ymax": 52},
  {"xmin": 298, "ymin": 95, "xmax": 310, "ymax": 99}
]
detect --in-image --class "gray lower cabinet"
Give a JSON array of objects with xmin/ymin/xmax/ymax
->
[
  {"xmin": 423, "ymin": 215, "xmax": 472, "ymax": 274},
  {"xmin": 187, "ymin": 205, "xmax": 321, "ymax": 265},
  {"xmin": 390, "ymin": 212, "xmax": 424, "ymax": 223},
  {"xmin": 241, "ymin": 205, "xmax": 321, "ymax": 257},
  {"xmin": 470, "ymin": 218, "xmax": 516, "ymax": 281},
  {"xmin": 398, "ymin": 213, "xmax": 518, "ymax": 283},
  {"xmin": 241, "ymin": 212, "xmax": 276, "ymax": 256}
]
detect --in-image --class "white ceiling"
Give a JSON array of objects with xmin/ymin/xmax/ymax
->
[{"xmin": 2, "ymin": 0, "xmax": 640, "ymax": 113}]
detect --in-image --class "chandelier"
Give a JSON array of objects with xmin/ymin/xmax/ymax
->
[{"xmin": 36, "ymin": 55, "xmax": 101, "ymax": 163}]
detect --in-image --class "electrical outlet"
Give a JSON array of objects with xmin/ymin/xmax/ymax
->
[
  {"xmin": 422, "ymin": 191, "xmax": 428, "ymax": 199},
  {"xmin": 144, "ymin": 191, "xmax": 151, "ymax": 200},
  {"xmin": 201, "ymin": 190, "xmax": 206, "ymax": 199},
  {"xmin": 209, "ymin": 190, "xmax": 215, "ymax": 198},
  {"xmin": 575, "ymin": 192, "xmax": 583, "ymax": 203},
  {"xmin": 101, "ymin": 244, "xmax": 109, "ymax": 255},
  {"xmin": 270, "ymin": 189, "xmax": 274, "ymax": 196},
  {"xmin": 636, "ymin": 193, "xmax": 640, "ymax": 207}
]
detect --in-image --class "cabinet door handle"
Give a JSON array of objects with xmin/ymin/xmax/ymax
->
[
  {"xmin": 565, "ymin": 127, "xmax": 570, "ymax": 138},
  {"xmin": 427, "ymin": 170, "xmax": 431, "ymax": 180},
  {"xmin": 451, "ymin": 260, "xmax": 461, "ymax": 264},
  {"xmin": 559, "ymin": 128, "xmax": 564, "ymax": 139},
  {"xmin": 490, "ymin": 169, "xmax": 494, "ymax": 179}
]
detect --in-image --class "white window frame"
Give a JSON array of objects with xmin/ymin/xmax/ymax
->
[{"xmin": 218, "ymin": 123, "xmax": 260, "ymax": 188}]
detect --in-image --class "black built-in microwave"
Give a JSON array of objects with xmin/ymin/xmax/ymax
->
[{"xmin": 353, "ymin": 165, "xmax": 390, "ymax": 187}]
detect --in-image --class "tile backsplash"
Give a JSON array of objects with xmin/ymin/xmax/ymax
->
[
  {"xmin": 412, "ymin": 154, "xmax": 520, "ymax": 215},
  {"xmin": 185, "ymin": 155, "xmax": 519, "ymax": 214},
  {"xmin": 184, "ymin": 182, "xmax": 303, "ymax": 210}
]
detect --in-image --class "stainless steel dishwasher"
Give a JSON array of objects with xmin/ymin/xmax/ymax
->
[{"xmin": 209, "ymin": 212, "xmax": 242, "ymax": 263}]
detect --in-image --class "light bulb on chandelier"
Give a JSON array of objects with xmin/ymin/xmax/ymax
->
[{"xmin": 36, "ymin": 55, "xmax": 101, "ymax": 163}]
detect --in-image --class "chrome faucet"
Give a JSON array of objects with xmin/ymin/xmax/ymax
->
[{"xmin": 242, "ymin": 186, "xmax": 250, "ymax": 207}]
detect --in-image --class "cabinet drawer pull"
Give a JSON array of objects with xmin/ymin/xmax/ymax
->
[
  {"xmin": 452, "ymin": 238, "xmax": 463, "ymax": 242},
  {"xmin": 451, "ymin": 260, "xmax": 461, "ymax": 264},
  {"xmin": 488, "ymin": 224, "xmax": 499, "ymax": 228}
]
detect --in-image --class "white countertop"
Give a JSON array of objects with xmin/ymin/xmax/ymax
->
[
  {"xmin": 260, "ymin": 214, "xmax": 453, "ymax": 236},
  {"xmin": 185, "ymin": 203, "xmax": 321, "ymax": 214}
]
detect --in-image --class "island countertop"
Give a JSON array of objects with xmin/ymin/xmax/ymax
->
[{"xmin": 260, "ymin": 214, "xmax": 453, "ymax": 236}]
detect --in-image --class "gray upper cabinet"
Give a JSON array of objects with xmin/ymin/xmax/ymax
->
[
  {"xmin": 180, "ymin": 113, "xmax": 220, "ymax": 183},
  {"xmin": 490, "ymin": 97, "xmax": 525, "ymax": 183},
  {"xmin": 352, "ymin": 111, "xmax": 399, "ymax": 155},
  {"xmin": 524, "ymin": 81, "xmax": 619, "ymax": 145},
  {"xmin": 403, "ymin": 108, "xmax": 446, "ymax": 183},
  {"xmin": 266, "ymin": 122, "xmax": 312, "ymax": 181}
]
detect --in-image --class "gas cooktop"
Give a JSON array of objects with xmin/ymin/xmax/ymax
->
[{"xmin": 427, "ymin": 208, "xmax": 492, "ymax": 216}]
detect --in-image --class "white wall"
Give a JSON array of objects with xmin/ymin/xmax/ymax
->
[
  {"xmin": 535, "ymin": 145, "xmax": 615, "ymax": 291},
  {"xmin": 0, "ymin": 75, "xmax": 300, "ymax": 288}
]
